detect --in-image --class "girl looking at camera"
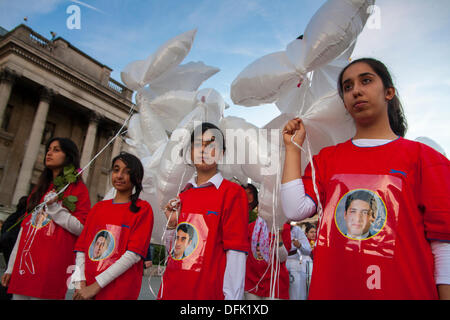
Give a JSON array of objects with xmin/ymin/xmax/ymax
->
[
  {"xmin": 158, "ymin": 122, "xmax": 249, "ymax": 300},
  {"xmin": 72, "ymin": 152, "xmax": 153, "ymax": 300}
]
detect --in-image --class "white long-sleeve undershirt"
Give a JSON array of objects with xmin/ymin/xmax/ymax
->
[
  {"xmin": 72, "ymin": 251, "xmax": 141, "ymax": 288},
  {"xmin": 46, "ymin": 201, "xmax": 83, "ymax": 236}
]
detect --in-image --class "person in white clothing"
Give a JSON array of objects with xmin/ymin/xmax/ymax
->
[{"xmin": 285, "ymin": 223, "xmax": 311, "ymax": 300}]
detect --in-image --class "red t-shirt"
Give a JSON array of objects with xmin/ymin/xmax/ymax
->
[
  {"xmin": 8, "ymin": 180, "xmax": 91, "ymax": 299},
  {"xmin": 158, "ymin": 179, "xmax": 249, "ymax": 300},
  {"xmin": 74, "ymin": 199, "xmax": 154, "ymax": 300},
  {"xmin": 245, "ymin": 221, "xmax": 290, "ymax": 299},
  {"xmin": 303, "ymin": 138, "xmax": 450, "ymax": 300}
]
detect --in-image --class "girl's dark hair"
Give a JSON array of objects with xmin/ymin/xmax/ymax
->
[
  {"xmin": 243, "ymin": 183, "xmax": 259, "ymax": 211},
  {"xmin": 337, "ymin": 58, "xmax": 408, "ymax": 137},
  {"xmin": 111, "ymin": 152, "xmax": 144, "ymax": 213},
  {"xmin": 27, "ymin": 137, "xmax": 81, "ymax": 212},
  {"xmin": 305, "ymin": 222, "xmax": 316, "ymax": 234},
  {"xmin": 16, "ymin": 196, "xmax": 28, "ymax": 213},
  {"xmin": 190, "ymin": 122, "xmax": 226, "ymax": 153}
]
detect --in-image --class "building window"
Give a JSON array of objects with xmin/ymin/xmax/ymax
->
[
  {"xmin": 1, "ymin": 104, "xmax": 13, "ymax": 131},
  {"xmin": 41, "ymin": 121, "xmax": 56, "ymax": 145}
]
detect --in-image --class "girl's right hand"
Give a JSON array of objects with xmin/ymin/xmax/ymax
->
[
  {"xmin": 1, "ymin": 273, "xmax": 11, "ymax": 287},
  {"xmin": 164, "ymin": 197, "xmax": 180, "ymax": 229},
  {"xmin": 282, "ymin": 118, "xmax": 306, "ymax": 150}
]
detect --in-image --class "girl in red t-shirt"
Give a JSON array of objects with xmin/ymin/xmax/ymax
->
[
  {"xmin": 244, "ymin": 220, "xmax": 291, "ymax": 300},
  {"xmin": 281, "ymin": 58, "xmax": 450, "ymax": 299},
  {"xmin": 159, "ymin": 122, "xmax": 248, "ymax": 300},
  {"xmin": 72, "ymin": 152, "xmax": 153, "ymax": 300},
  {"xmin": 1, "ymin": 137, "xmax": 91, "ymax": 300}
]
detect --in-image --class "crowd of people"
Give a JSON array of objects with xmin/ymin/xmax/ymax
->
[{"xmin": 0, "ymin": 58, "xmax": 449, "ymax": 300}]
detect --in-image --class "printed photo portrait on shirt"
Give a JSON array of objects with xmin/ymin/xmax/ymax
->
[
  {"xmin": 171, "ymin": 222, "xmax": 199, "ymax": 260},
  {"xmin": 334, "ymin": 189, "xmax": 387, "ymax": 240},
  {"xmin": 88, "ymin": 230, "xmax": 115, "ymax": 261},
  {"xmin": 31, "ymin": 209, "xmax": 51, "ymax": 229}
]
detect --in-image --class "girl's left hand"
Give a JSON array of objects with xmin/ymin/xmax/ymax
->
[
  {"xmin": 1, "ymin": 273, "xmax": 11, "ymax": 287},
  {"xmin": 73, "ymin": 281, "xmax": 101, "ymax": 300},
  {"xmin": 45, "ymin": 189, "xmax": 59, "ymax": 206}
]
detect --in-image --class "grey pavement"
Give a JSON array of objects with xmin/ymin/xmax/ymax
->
[{"xmin": 65, "ymin": 274, "xmax": 162, "ymax": 300}]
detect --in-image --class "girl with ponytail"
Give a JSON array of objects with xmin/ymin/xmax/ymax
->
[
  {"xmin": 73, "ymin": 152, "xmax": 154, "ymax": 300},
  {"xmin": 281, "ymin": 58, "xmax": 450, "ymax": 299}
]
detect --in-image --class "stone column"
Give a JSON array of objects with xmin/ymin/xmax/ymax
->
[
  {"xmin": 80, "ymin": 112, "xmax": 101, "ymax": 181},
  {"xmin": 12, "ymin": 87, "xmax": 54, "ymax": 204},
  {"xmin": 0, "ymin": 68, "xmax": 16, "ymax": 128}
]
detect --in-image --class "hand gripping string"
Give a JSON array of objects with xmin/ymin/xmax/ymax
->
[{"xmin": 290, "ymin": 131, "xmax": 306, "ymax": 154}]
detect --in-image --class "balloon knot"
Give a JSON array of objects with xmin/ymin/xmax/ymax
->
[{"xmin": 297, "ymin": 81, "xmax": 302, "ymax": 88}]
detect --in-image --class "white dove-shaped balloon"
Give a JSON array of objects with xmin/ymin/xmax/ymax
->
[
  {"xmin": 230, "ymin": 0, "xmax": 375, "ymax": 229},
  {"xmin": 115, "ymin": 28, "xmax": 227, "ymax": 244}
]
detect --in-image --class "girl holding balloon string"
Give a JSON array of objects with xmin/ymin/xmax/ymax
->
[
  {"xmin": 158, "ymin": 122, "xmax": 249, "ymax": 300},
  {"xmin": 281, "ymin": 58, "xmax": 450, "ymax": 300},
  {"xmin": 1, "ymin": 137, "xmax": 91, "ymax": 300}
]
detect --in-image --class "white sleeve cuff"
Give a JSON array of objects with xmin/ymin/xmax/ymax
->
[
  {"xmin": 280, "ymin": 178, "xmax": 316, "ymax": 221},
  {"xmin": 223, "ymin": 250, "xmax": 246, "ymax": 300},
  {"xmin": 5, "ymin": 228, "xmax": 22, "ymax": 274},
  {"xmin": 72, "ymin": 251, "xmax": 86, "ymax": 283},
  {"xmin": 95, "ymin": 251, "xmax": 141, "ymax": 288},
  {"xmin": 431, "ymin": 241, "xmax": 450, "ymax": 285},
  {"xmin": 46, "ymin": 202, "xmax": 83, "ymax": 236}
]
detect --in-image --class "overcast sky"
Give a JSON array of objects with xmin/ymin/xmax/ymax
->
[{"xmin": 1, "ymin": 0, "xmax": 449, "ymax": 155}]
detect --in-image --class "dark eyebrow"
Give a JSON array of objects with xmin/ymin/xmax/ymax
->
[
  {"xmin": 342, "ymin": 78, "xmax": 352, "ymax": 86},
  {"xmin": 342, "ymin": 72, "xmax": 376, "ymax": 86},
  {"xmin": 359, "ymin": 72, "xmax": 376, "ymax": 78}
]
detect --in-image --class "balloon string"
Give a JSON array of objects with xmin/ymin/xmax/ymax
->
[
  {"xmin": 8, "ymin": 105, "xmax": 135, "ymax": 247},
  {"xmin": 269, "ymin": 134, "xmax": 283, "ymax": 299},
  {"xmin": 246, "ymin": 231, "xmax": 280, "ymax": 299},
  {"xmin": 304, "ymin": 135, "xmax": 323, "ymax": 248},
  {"xmin": 289, "ymin": 131, "xmax": 322, "ymax": 244},
  {"xmin": 78, "ymin": 104, "xmax": 136, "ymax": 178},
  {"xmin": 269, "ymin": 230, "xmax": 278, "ymax": 299},
  {"xmin": 293, "ymin": 72, "xmax": 322, "ymax": 249},
  {"xmin": 154, "ymin": 162, "xmax": 189, "ymax": 299},
  {"xmin": 290, "ymin": 132, "xmax": 306, "ymax": 153}
]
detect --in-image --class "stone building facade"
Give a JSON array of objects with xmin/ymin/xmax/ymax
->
[{"xmin": 0, "ymin": 24, "xmax": 134, "ymax": 217}]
